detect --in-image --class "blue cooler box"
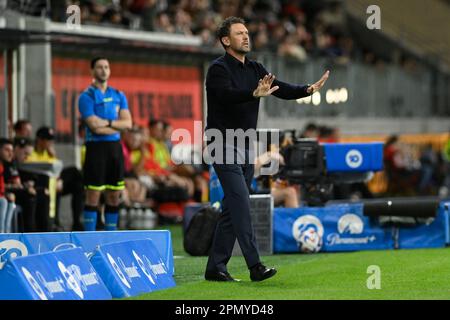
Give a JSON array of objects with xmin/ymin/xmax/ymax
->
[{"xmin": 322, "ymin": 142, "xmax": 384, "ymax": 172}]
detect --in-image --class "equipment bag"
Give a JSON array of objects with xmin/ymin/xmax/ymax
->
[{"xmin": 183, "ymin": 206, "xmax": 220, "ymax": 256}]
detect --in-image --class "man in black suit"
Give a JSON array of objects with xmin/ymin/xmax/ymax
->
[{"xmin": 204, "ymin": 17, "xmax": 329, "ymax": 282}]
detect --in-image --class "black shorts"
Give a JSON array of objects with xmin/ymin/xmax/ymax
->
[{"xmin": 83, "ymin": 141, "xmax": 125, "ymax": 191}]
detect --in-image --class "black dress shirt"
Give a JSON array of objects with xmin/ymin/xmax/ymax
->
[{"xmin": 205, "ymin": 52, "xmax": 311, "ymax": 135}]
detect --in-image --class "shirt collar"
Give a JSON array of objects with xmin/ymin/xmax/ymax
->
[
  {"xmin": 225, "ymin": 52, "xmax": 250, "ymax": 68},
  {"xmin": 90, "ymin": 84, "xmax": 110, "ymax": 94}
]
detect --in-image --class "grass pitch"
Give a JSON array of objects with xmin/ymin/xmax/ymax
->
[{"xmin": 131, "ymin": 225, "xmax": 450, "ymax": 300}]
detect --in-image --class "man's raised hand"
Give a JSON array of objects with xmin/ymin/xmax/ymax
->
[
  {"xmin": 253, "ymin": 73, "xmax": 280, "ymax": 98},
  {"xmin": 307, "ymin": 70, "xmax": 330, "ymax": 95}
]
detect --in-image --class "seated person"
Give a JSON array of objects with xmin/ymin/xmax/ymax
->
[
  {"xmin": 254, "ymin": 142, "xmax": 300, "ymax": 208},
  {"xmin": 1, "ymin": 137, "xmax": 37, "ymax": 232},
  {"xmin": 140, "ymin": 119, "xmax": 195, "ymax": 201},
  {"xmin": 121, "ymin": 126, "xmax": 153, "ymax": 207},
  {"xmin": 0, "ymin": 140, "xmax": 17, "ymax": 233},
  {"xmin": 27, "ymin": 126, "xmax": 84, "ymax": 231}
]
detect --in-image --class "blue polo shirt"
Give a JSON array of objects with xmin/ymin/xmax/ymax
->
[{"xmin": 78, "ymin": 85, "xmax": 129, "ymax": 142}]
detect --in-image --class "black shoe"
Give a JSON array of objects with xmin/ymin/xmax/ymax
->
[
  {"xmin": 205, "ymin": 271, "xmax": 240, "ymax": 282},
  {"xmin": 250, "ymin": 263, "xmax": 277, "ymax": 282}
]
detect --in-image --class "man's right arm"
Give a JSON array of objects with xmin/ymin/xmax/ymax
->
[
  {"xmin": 78, "ymin": 94, "xmax": 118, "ymax": 135},
  {"xmin": 206, "ymin": 64, "xmax": 257, "ymax": 104}
]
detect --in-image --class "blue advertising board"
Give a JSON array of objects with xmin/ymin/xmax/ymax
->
[
  {"xmin": 274, "ymin": 202, "xmax": 447, "ymax": 253},
  {"xmin": 0, "ymin": 248, "xmax": 112, "ymax": 300},
  {"xmin": 0, "ymin": 231, "xmax": 174, "ymax": 276},
  {"xmin": 90, "ymin": 239, "xmax": 176, "ymax": 298},
  {"xmin": 274, "ymin": 203, "xmax": 393, "ymax": 253},
  {"xmin": 72, "ymin": 230, "xmax": 174, "ymax": 275},
  {"xmin": 322, "ymin": 142, "xmax": 384, "ymax": 172}
]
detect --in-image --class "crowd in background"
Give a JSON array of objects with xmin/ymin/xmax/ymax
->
[{"xmin": 42, "ymin": 0, "xmax": 418, "ymax": 70}]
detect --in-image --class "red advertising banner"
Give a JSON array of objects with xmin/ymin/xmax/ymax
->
[{"xmin": 52, "ymin": 58, "xmax": 203, "ymax": 144}]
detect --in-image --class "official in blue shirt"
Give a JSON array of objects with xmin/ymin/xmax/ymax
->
[
  {"xmin": 78, "ymin": 57, "xmax": 132, "ymax": 231},
  {"xmin": 204, "ymin": 17, "xmax": 330, "ymax": 283}
]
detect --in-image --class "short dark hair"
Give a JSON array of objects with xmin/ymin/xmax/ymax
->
[
  {"xmin": 91, "ymin": 57, "xmax": 109, "ymax": 69},
  {"xmin": 13, "ymin": 119, "xmax": 31, "ymax": 132},
  {"xmin": 149, "ymin": 119, "xmax": 163, "ymax": 128},
  {"xmin": 217, "ymin": 17, "xmax": 246, "ymax": 49},
  {"xmin": 304, "ymin": 123, "xmax": 318, "ymax": 132},
  {"xmin": 0, "ymin": 138, "xmax": 13, "ymax": 149}
]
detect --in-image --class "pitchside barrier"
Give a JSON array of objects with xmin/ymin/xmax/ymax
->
[
  {"xmin": 0, "ymin": 232, "xmax": 175, "ymax": 300},
  {"xmin": 0, "ymin": 248, "xmax": 112, "ymax": 300},
  {"xmin": 91, "ymin": 239, "xmax": 176, "ymax": 298},
  {"xmin": 274, "ymin": 201, "xmax": 450, "ymax": 253},
  {"xmin": 0, "ymin": 230, "xmax": 174, "ymax": 276}
]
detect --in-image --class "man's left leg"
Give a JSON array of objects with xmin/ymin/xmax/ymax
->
[
  {"xmin": 104, "ymin": 190, "xmax": 122, "ymax": 231},
  {"xmin": 242, "ymin": 163, "xmax": 277, "ymax": 282}
]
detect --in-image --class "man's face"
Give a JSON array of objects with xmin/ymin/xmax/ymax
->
[
  {"xmin": 16, "ymin": 123, "xmax": 32, "ymax": 138},
  {"xmin": 223, "ymin": 23, "xmax": 251, "ymax": 54},
  {"xmin": 14, "ymin": 145, "xmax": 33, "ymax": 163},
  {"xmin": 150, "ymin": 123, "xmax": 165, "ymax": 141},
  {"xmin": 0, "ymin": 143, "xmax": 14, "ymax": 162},
  {"xmin": 92, "ymin": 59, "xmax": 111, "ymax": 83}
]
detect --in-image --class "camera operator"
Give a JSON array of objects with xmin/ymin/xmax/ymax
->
[{"xmin": 254, "ymin": 132, "xmax": 300, "ymax": 208}]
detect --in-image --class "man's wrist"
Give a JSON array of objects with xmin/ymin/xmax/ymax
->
[{"xmin": 107, "ymin": 119, "xmax": 113, "ymax": 128}]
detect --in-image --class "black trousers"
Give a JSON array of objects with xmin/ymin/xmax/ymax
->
[
  {"xmin": 206, "ymin": 161, "xmax": 260, "ymax": 273},
  {"xmin": 56, "ymin": 166, "xmax": 84, "ymax": 230},
  {"xmin": 13, "ymin": 189, "xmax": 37, "ymax": 232}
]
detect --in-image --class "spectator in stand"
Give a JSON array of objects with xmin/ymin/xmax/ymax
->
[
  {"xmin": 154, "ymin": 11, "xmax": 175, "ymax": 33},
  {"xmin": 125, "ymin": 0, "xmax": 158, "ymax": 31},
  {"xmin": 163, "ymin": 121, "xmax": 174, "ymax": 153},
  {"xmin": 120, "ymin": 126, "xmax": 150, "ymax": 207},
  {"xmin": 418, "ymin": 144, "xmax": 438, "ymax": 195},
  {"xmin": 383, "ymin": 135, "xmax": 418, "ymax": 196},
  {"xmin": 143, "ymin": 119, "xmax": 194, "ymax": 198},
  {"xmin": 254, "ymin": 140, "xmax": 300, "ymax": 208},
  {"xmin": 278, "ymin": 33, "xmax": 308, "ymax": 62},
  {"xmin": 300, "ymin": 122, "xmax": 319, "ymax": 139},
  {"xmin": 1, "ymin": 137, "xmax": 38, "ymax": 232},
  {"xmin": 13, "ymin": 120, "xmax": 33, "ymax": 139},
  {"xmin": 0, "ymin": 138, "xmax": 17, "ymax": 233}
]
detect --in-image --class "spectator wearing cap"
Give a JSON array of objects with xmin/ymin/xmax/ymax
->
[
  {"xmin": 13, "ymin": 137, "xmax": 34, "ymax": 163},
  {"xmin": 27, "ymin": 126, "xmax": 57, "ymax": 162}
]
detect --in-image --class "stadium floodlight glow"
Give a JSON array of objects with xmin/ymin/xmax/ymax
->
[
  {"xmin": 297, "ymin": 95, "xmax": 312, "ymax": 104},
  {"xmin": 325, "ymin": 88, "xmax": 349, "ymax": 104},
  {"xmin": 326, "ymin": 89, "xmax": 335, "ymax": 104},
  {"xmin": 312, "ymin": 92, "xmax": 321, "ymax": 106},
  {"xmin": 339, "ymin": 88, "xmax": 348, "ymax": 103}
]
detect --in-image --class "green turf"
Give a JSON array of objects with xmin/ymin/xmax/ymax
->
[{"xmin": 130, "ymin": 225, "xmax": 450, "ymax": 300}]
